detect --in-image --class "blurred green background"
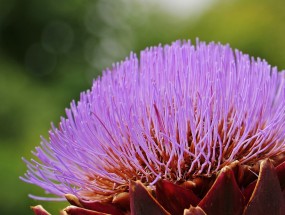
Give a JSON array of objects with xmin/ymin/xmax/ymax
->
[{"xmin": 1, "ymin": 0, "xmax": 285, "ymax": 214}]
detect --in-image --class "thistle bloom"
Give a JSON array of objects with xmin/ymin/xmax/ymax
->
[{"xmin": 22, "ymin": 40, "xmax": 285, "ymax": 215}]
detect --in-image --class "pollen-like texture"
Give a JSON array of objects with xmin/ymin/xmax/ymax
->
[{"xmin": 22, "ymin": 40, "xmax": 285, "ymax": 201}]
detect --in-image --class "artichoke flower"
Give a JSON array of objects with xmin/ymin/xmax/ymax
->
[{"xmin": 22, "ymin": 40, "xmax": 285, "ymax": 215}]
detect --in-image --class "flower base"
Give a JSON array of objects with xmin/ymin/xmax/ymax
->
[{"xmin": 32, "ymin": 158, "xmax": 285, "ymax": 215}]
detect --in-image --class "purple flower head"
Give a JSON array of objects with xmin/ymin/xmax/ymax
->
[{"xmin": 22, "ymin": 40, "xmax": 285, "ymax": 202}]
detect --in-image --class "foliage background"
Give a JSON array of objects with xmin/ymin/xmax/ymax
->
[{"xmin": 1, "ymin": 0, "xmax": 284, "ymax": 214}]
